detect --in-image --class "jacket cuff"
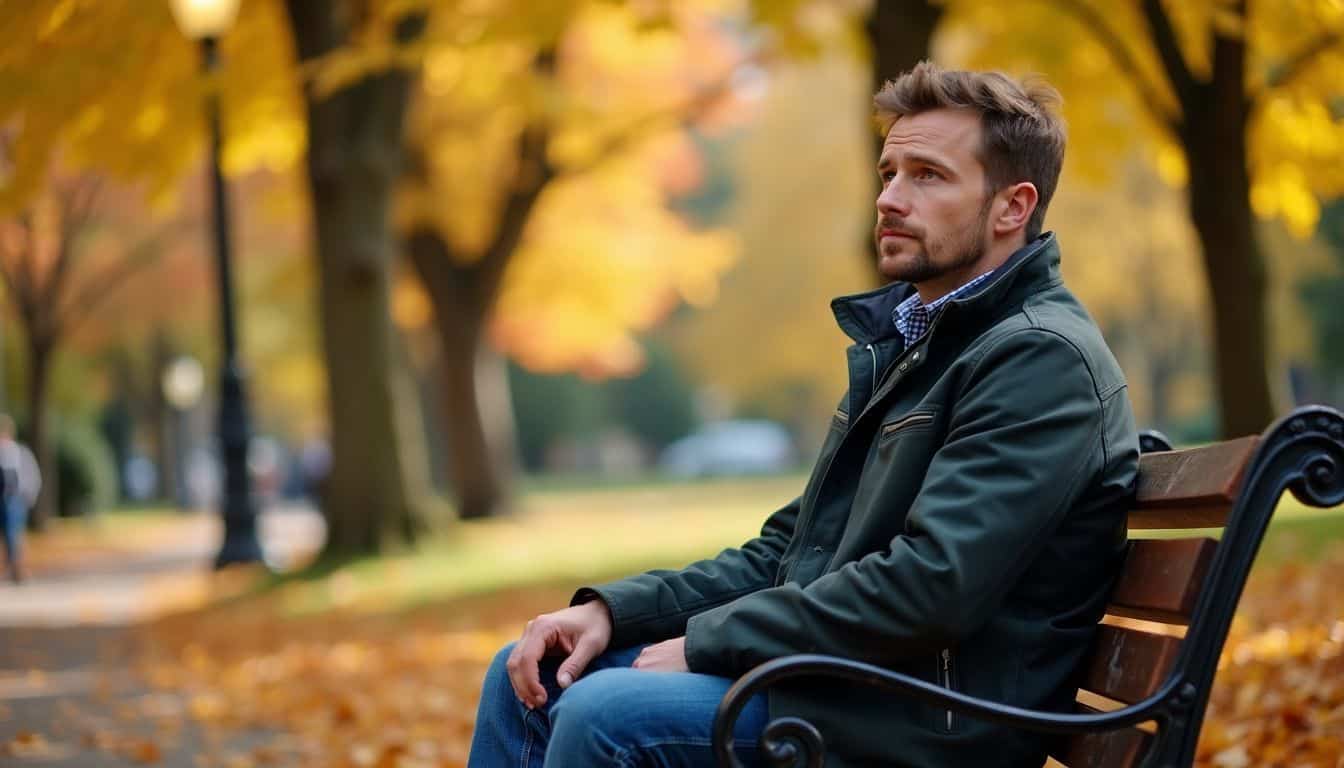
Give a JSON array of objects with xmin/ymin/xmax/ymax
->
[
  {"xmin": 570, "ymin": 583, "xmax": 640, "ymax": 648},
  {"xmin": 684, "ymin": 603, "xmax": 733, "ymax": 675}
]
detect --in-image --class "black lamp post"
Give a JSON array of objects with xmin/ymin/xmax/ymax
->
[{"xmin": 170, "ymin": 0, "xmax": 264, "ymax": 568}]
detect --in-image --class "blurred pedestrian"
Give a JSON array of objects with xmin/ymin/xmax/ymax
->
[{"xmin": 0, "ymin": 414, "xmax": 40, "ymax": 583}]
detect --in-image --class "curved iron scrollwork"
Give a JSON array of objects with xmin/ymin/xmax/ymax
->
[
  {"xmin": 711, "ymin": 406, "xmax": 1344, "ymax": 768},
  {"xmin": 1283, "ymin": 408, "xmax": 1344, "ymax": 509},
  {"xmin": 760, "ymin": 717, "xmax": 824, "ymax": 768}
]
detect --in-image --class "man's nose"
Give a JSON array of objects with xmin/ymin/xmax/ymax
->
[{"xmin": 876, "ymin": 176, "xmax": 910, "ymax": 217}]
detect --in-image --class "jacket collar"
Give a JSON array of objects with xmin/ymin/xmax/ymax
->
[{"xmin": 830, "ymin": 232, "xmax": 1062, "ymax": 345}]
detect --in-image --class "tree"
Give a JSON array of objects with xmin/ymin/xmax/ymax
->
[
  {"xmin": 282, "ymin": 0, "xmax": 440, "ymax": 555},
  {"xmin": 0, "ymin": 171, "xmax": 171, "ymax": 528},
  {"xmin": 394, "ymin": 1, "xmax": 744, "ymax": 518},
  {"xmin": 0, "ymin": 0, "xmax": 748, "ymax": 548},
  {"xmin": 951, "ymin": 0, "xmax": 1344, "ymax": 437}
]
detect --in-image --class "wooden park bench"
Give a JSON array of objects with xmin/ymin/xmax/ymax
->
[{"xmin": 712, "ymin": 404, "xmax": 1344, "ymax": 768}]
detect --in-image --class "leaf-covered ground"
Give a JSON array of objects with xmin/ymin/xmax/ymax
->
[{"xmin": 3, "ymin": 485, "xmax": 1342, "ymax": 767}]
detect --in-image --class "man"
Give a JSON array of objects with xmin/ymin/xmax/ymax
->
[
  {"xmin": 0, "ymin": 414, "xmax": 39, "ymax": 584},
  {"xmin": 469, "ymin": 62, "xmax": 1138, "ymax": 767}
]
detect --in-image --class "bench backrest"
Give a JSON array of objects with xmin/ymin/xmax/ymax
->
[
  {"xmin": 1049, "ymin": 404, "xmax": 1344, "ymax": 768},
  {"xmin": 1049, "ymin": 436, "xmax": 1260, "ymax": 768},
  {"xmin": 708, "ymin": 407, "xmax": 1342, "ymax": 768}
]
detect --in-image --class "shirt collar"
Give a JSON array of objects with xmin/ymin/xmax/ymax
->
[{"xmin": 892, "ymin": 268, "xmax": 999, "ymax": 345}]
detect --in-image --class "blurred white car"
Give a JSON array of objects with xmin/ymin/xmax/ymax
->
[{"xmin": 658, "ymin": 420, "xmax": 796, "ymax": 478}]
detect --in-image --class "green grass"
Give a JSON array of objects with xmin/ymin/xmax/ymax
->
[
  {"xmin": 266, "ymin": 474, "xmax": 805, "ymax": 615},
  {"xmin": 1132, "ymin": 495, "xmax": 1344, "ymax": 566},
  {"xmin": 253, "ymin": 475, "xmax": 1343, "ymax": 617},
  {"xmin": 1254, "ymin": 498, "xmax": 1344, "ymax": 565}
]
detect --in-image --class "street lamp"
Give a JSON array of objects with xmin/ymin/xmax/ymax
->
[
  {"xmin": 161, "ymin": 355, "xmax": 204, "ymax": 510},
  {"xmin": 170, "ymin": 0, "xmax": 264, "ymax": 568}
]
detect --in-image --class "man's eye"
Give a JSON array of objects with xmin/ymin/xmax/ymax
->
[
  {"xmin": 880, "ymin": 171, "xmax": 896, "ymax": 182},
  {"xmin": 917, "ymin": 169, "xmax": 940, "ymax": 180}
]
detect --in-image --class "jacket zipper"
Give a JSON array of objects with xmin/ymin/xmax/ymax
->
[
  {"xmin": 858, "ymin": 316, "xmax": 938, "ymax": 426},
  {"xmin": 939, "ymin": 648, "xmax": 955, "ymax": 731},
  {"xmin": 782, "ymin": 343, "xmax": 877, "ymax": 585},
  {"xmin": 866, "ymin": 343, "xmax": 877, "ymax": 394}
]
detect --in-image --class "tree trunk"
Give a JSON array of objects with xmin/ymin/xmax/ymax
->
[
  {"xmin": 1177, "ymin": 23, "xmax": 1278, "ymax": 438},
  {"xmin": 406, "ymin": 229, "xmax": 512, "ymax": 520},
  {"xmin": 865, "ymin": 0, "xmax": 942, "ymax": 284},
  {"xmin": 399, "ymin": 115, "xmax": 548, "ymax": 521},
  {"xmin": 149, "ymin": 332, "xmax": 175, "ymax": 504},
  {"xmin": 285, "ymin": 3, "xmax": 437, "ymax": 557},
  {"xmin": 437, "ymin": 308, "xmax": 510, "ymax": 520},
  {"xmin": 25, "ymin": 339, "xmax": 54, "ymax": 530},
  {"xmin": 867, "ymin": 0, "xmax": 943, "ymax": 90},
  {"xmin": 1184, "ymin": 133, "xmax": 1277, "ymax": 437}
]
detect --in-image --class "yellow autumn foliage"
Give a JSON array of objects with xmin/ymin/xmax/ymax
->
[
  {"xmin": 945, "ymin": 0, "xmax": 1344, "ymax": 237},
  {"xmin": 397, "ymin": 0, "xmax": 748, "ymax": 375}
]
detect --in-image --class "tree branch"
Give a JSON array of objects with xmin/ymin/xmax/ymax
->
[
  {"xmin": 1047, "ymin": 0, "xmax": 1181, "ymax": 134},
  {"xmin": 1140, "ymin": 0, "xmax": 1200, "ymax": 107},
  {"xmin": 2, "ymin": 212, "xmax": 45, "ymax": 333},
  {"xmin": 1257, "ymin": 29, "xmax": 1342, "ymax": 99},
  {"xmin": 0, "ymin": 239, "xmax": 25, "ymax": 319},
  {"xmin": 470, "ymin": 48, "xmax": 559, "ymax": 308},
  {"xmin": 42, "ymin": 174, "xmax": 103, "ymax": 310},
  {"xmin": 457, "ymin": 44, "xmax": 751, "ymax": 313},
  {"xmin": 56, "ymin": 224, "xmax": 175, "ymax": 336}
]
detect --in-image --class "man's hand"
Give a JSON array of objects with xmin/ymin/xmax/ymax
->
[
  {"xmin": 507, "ymin": 600, "xmax": 612, "ymax": 709},
  {"xmin": 632, "ymin": 636, "xmax": 689, "ymax": 672}
]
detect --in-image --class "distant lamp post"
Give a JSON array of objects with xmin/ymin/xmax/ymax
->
[
  {"xmin": 170, "ymin": 0, "xmax": 263, "ymax": 568},
  {"xmin": 161, "ymin": 355, "xmax": 205, "ymax": 511}
]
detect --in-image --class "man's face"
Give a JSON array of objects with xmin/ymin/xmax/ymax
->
[{"xmin": 874, "ymin": 108, "xmax": 996, "ymax": 292}]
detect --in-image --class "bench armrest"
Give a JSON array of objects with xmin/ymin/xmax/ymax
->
[{"xmin": 712, "ymin": 653, "xmax": 1181, "ymax": 768}]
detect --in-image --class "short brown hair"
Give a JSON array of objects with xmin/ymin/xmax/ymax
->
[{"xmin": 874, "ymin": 61, "xmax": 1065, "ymax": 240}]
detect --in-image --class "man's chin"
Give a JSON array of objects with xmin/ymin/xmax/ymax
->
[{"xmin": 876, "ymin": 252, "xmax": 925, "ymax": 283}]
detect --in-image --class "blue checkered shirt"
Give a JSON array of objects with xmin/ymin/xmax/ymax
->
[{"xmin": 892, "ymin": 269, "xmax": 998, "ymax": 345}]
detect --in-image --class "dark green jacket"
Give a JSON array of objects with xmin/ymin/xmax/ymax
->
[{"xmin": 575, "ymin": 234, "xmax": 1139, "ymax": 767}]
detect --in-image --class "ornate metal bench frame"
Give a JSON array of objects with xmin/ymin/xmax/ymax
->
[{"xmin": 712, "ymin": 405, "xmax": 1344, "ymax": 768}]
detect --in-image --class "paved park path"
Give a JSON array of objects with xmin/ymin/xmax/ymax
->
[{"xmin": 0, "ymin": 507, "xmax": 323, "ymax": 766}]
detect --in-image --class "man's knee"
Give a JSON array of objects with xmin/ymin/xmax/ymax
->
[
  {"xmin": 549, "ymin": 669, "xmax": 645, "ymax": 739},
  {"xmin": 481, "ymin": 642, "xmax": 519, "ymax": 702},
  {"xmin": 486, "ymin": 642, "xmax": 515, "ymax": 678}
]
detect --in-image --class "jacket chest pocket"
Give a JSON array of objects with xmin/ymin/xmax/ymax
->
[
  {"xmin": 846, "ymin": 408, "xmax": 941, "ymax": 528},
  {"xmin": 879, "ymin": 411, "xmax": 935, "ymax": 440}
]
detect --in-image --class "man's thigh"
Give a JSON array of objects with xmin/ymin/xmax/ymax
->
[{"xmin": 546, "ymin": 661, "xmax": 766, "ymax": 767}]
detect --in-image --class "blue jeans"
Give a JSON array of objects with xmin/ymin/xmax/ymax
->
[
  {"xmin": 0, "ymin": 496, "xmax": 24, "ymax": 580},
  {"xmin": 468, "ymin": 642, "xmax": 768, "ymax": 767}
]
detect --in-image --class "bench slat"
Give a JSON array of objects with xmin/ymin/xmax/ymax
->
[
  {"xmin": 1049, "ymin": 704, "xmax": 1153, "ymax": 768},
  {"xmin": 1079, "ymin": 625, "xmax": 1181, "ymax": 704},
  {"xmin": 1134, "ymin": 436, "xmax": 1257, "ymax": 511},
  {"xmin": 1107, "ymin": 538, "xmax": 1217, "ymax": 625},
  {"xmin": 1127, "ymin": 505, "xmax": 1230, "ymax": 529}
]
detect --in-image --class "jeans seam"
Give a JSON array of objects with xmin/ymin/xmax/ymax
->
[
  {"xmin": 613, "ymin": 736, "xmax": 759, "ymax": 767},
  {"xmin": 520, "ymin": 708, "xmax": 538, "ymax": 768}
]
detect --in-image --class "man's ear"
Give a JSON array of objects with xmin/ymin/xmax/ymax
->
[{"xmin": 992, "ymin": 182, "xmax": 1038, "ymax": 237}]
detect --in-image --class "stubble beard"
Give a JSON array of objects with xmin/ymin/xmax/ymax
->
[{"xmin": 875, "ymin": 196, "xmax": 993, "ymax": 285}]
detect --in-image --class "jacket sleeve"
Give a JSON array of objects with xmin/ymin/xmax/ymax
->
[
  {"xmin": 570, "ymin": 495, "xmax": 800, "ymax": 648},
  {"xmin": 684, "ymin": 329, "xmax": 1108, "ymax": 675}
]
